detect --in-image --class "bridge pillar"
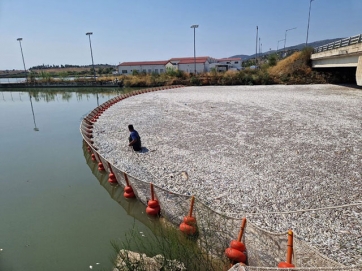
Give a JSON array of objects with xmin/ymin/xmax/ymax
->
[{"xmin": 356, "ymin": 56, "xmax": 362, "ymax": 86}]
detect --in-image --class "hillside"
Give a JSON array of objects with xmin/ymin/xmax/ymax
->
[{"xmin": 230, "ymin": 37, "xmax": 343, "ymax": 60}]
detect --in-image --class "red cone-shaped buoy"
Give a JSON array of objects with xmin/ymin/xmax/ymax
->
[
  {"xmin": 123, "ymin": 185, "xmax": 135, "ymax": 198},
  {"xmin": 278, "ymin": 262, "xmax": 295, "ymax": 268},
  {"xmin": 98, "ymin": 162, "xmax": 105, "ymax": 172},
  {"xmin": 179, "ymin": 222, "xmax": 197, "ymax": 235},
  {"xmin": 225, "ymin": 248, "xmax": 246, "ymax": 263},
  {"xmin": 179, "ymin": 196, "xmax": 197, "ymax": 235},
  {"xmin": 278, "ymin": 230, "xmax": 295, "ymax": 268},
  {"xmin": 146, "ymin": 183, "xmax": 160, "ymax": 216},
  {"xmin": 146, "ymin": 205, "xmax": 160, "ymax": 216},
  {"xmin": 230, "ymin": 240, "xmax": 246, "ymax": 252},
  {"xmin": 108, "ymin": 173, "xmax": 118, "ymax": 184},
  {"xmin": 225, "ymin": 218, "xmax": 247, "ymax": 264}
]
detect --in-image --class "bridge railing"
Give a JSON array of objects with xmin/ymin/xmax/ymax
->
[{"xmin": 314, "ymin": 34, "xmax": 362, "ymax": 53}]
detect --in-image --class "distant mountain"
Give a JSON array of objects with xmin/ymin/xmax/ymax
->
[{"xmin": 230, "ymin": 37, "xmax": 344, "ymax": 61}]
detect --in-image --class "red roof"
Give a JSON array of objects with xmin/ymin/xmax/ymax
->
[
  {"xmin": 169, "ymin": 56, "xmax": 210, "ymax": 62},
  {"xmin": 217, "ymin": 58, "xmax": 242, "ymax": 62},
  {"xmin": 118, "ymin": 60, "xmax": 168, "ymax": 66},
  {"xmin": 178, "ymin": 59, "xmax": 208, "ymax": 64}
]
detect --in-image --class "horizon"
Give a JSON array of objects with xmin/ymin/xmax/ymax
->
[{"xmin": 1, "ymin": 0, "xmax": 361, "ymax": 70}]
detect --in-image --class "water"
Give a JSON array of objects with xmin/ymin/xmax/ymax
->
[{"xmin": 0, "ymin": 88, "xmax": 158, "ymax": 271}]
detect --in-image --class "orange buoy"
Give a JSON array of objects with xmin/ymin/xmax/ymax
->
[
  {"xmin": 98, "ymin": 162, "xmax": 105, "ymax": 171},
  {"xmin": 91, "ymin": 153, "xmax": 96, "ymax": 161},
  {"xmin": 179, "ymin": 196, "xmax": 197, "ymax": 235},
  {"xmin": 123, "ymin": 173, "xmax": 136, "ymax": 198},
  {"xmin": 108, "ymin": 173, "xmax": 117, "ymax": 184},
  {"xmin": 179, "ymin": 222, "xmax": 197, "ymax": 235},
  {"xmin": 96, "ymin": 154, "xmax": 105, "ymax": 172},
  {"xmin": 225, "ymin": 248, "xmax": 246, "ymax": 263},
  {"xmin": 230, "ymin": 240, "xmax": 246, "ymax": 252},
  {"xmin": 146, "ymin": 183, "xmax": 160, "ymax": 216},
  {"xmin": 278, "ymin": 230, "xmax": 295, "ymax": 268},
  {"xmin": 225, "ymin": 218, "xmax": 247, "ymax": 264}
]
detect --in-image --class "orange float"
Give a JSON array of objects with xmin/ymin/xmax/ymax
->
[
  {"xmin": 146, "ymin": 183, "xmax": 160, "ymax": 216},
  {"xmin": 225, "ymin": 217, "xmax": 247, "ymax": 264},
  {"xmin": 278, "ymin": 230, "xmax": 295, "ymax": 268},
  {"xmin": 96, "ymin": 154, "xmax": 105, "ymax": 172},
  {"xmin": 107, "ymin": 163, "xmax": 118, "ymax": 184},
  {"xmin": 123, "ymin": 173, "xmax": 136, "ymax": 198},
  {"xmin": 91, "ymin": 153, "xmax": 96, "ymax": 162},
  {"xmin": 179, "ymin": 196, "xmax": 197, "ymax": 235}
]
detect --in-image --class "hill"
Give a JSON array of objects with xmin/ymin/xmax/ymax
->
[{"xmin": 230, "ymin": 37, "xmax": 344, "ymax": 60}]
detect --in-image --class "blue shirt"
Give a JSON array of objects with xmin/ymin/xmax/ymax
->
[{"xmin": 130, "ymin": 130, "xmax": 139, "ymax": 141}]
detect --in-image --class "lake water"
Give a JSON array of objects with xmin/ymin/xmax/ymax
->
[{"xmin": 0, "ymin": 88, "xmax": 160, "ymax": 271}]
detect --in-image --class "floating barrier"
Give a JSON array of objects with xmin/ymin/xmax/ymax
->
[
  {"xmin": 107, "ymin": 162, "xmax": 118, "ymax": 184},
  {"xmin": 123, "ymin": 173, "xmax": 136, "ymax": 198},
  {"xmin": 96, "ymin": 153, "xmax": 105, "ymax": 172},
  {"xmin": 146, "ymin": 183, "xmax": 160, "ymax": 216},
  {"xmin": 179, "ymin": 196, "xmax": 197, "ymax": 235},
  {"xmin": 225, "ymin": 218, "xmax": 247, "ymax": 264},
  {"xmin": 278, "ymin": 230, "xmax": 295, "ymax": 268},
  {"xmin": 80, "ymin": 86, "xmax": 356, "ymax": 270}
]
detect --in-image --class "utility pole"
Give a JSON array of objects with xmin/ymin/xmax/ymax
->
[
  {"xmin": 255, "ymin": 26, "xmax": 258, "ymax": 67},
  {"xmin": 306, "ymin": 0, "xmax": 315, "ymax": 47}
]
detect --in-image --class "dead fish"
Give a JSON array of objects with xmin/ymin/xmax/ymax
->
[{"xmin": 181, "ymin": 171, "xmax": 189, "ymax": 181}]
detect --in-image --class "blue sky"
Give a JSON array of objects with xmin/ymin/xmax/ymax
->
[{"xmin": 1, "ymin": 0, "xmax": 362, "ymax": 70}]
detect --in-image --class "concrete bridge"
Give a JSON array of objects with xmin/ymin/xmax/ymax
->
[{"xmin": 311, "ymin": 34, "xmax": 362, "ymax": 86}]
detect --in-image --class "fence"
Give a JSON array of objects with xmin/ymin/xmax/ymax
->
[
  {"xmin": 314, "ymin": 34, "xmax": 362, "ymax": 53},
  {"xmin": 80, "ymin": 85, "xmax": 361, "ymax": 270}
]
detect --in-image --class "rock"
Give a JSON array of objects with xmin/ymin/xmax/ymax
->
[{"xmin": 114, "ymin": 250, "xmax": 186, "ymax": 271}]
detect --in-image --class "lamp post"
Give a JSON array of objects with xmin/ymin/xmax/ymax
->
[
  {"xmin": 86, "ymin": 32, "xmax": 96, "ymax": 80},
  {"xmin": 255, "ymin": 26, "xmax": 258, "ymax": 67},
  {"xmin": 284, "ymin": 27, "xmax": 297, "ymax": 56},
  {"xmin": 29, "ymin": 94, "xmax": 39, "ymax": 131},
  {"xmin": 277, "ymin": 39, "xmax": 285, "ymax": 53},
  {"xmin": 306, "ymin": 0, "xmax": 315, "ymax": 47},
  {"xmin": 17, "ymin": 38, "xmax": 27, "ymax": 83},
  {"xmin": 190, "ymin": 25, "xmax": 199, "ymax": 74}
]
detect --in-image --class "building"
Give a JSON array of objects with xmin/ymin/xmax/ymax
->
[
  {"xmin": 117, "ymin": 56, "xmax": 240, "ymax": 75},
  {"xmin": 166, "ymin": 57, "xmax": 218, "ymax": 73},
  {"xmin": 208, "ymin": 58, "xmax": 242, "ymax": 72},
  {"xmin": 118, "ymin": 60, "xmax": 169, "ymax": 75}
]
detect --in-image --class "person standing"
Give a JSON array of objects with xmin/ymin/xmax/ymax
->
[{"xmin": 128, "ymin": 124, "xmax": 142, "ymax": 151}]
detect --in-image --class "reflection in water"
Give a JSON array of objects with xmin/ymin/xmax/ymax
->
[
  {"xmin": 29, "ymin": 94, "xmax": 39, "ymax": 131},
  {"xmin": 0, "ymin": 87, "xmax": 143, "ymax": 103}
]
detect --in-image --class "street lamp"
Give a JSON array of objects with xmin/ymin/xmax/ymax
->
[
  {"xmin": 190, "ymin": 25, "xmax": 199, "ymax": 74},
  {"xmin": 16, "ymin": 38, "xmax": 27, "ymax": 83},
  {"xmin": 29, "ymin": 94, "xmax": 39, "ymax": 131},
  {"xmin": 277, "ymin": 39, "xmax": 285, "ymax": 53},
  {"xmin": 86, "ymin": 32, "xmax": 96, "ymax": 80},
  {"xmin": 306, "ymin": 0, "xmax": 315, "ymax": 47},
  {"xmin": 284, "ymin": 27, "xmax": 297, "ymax": 56}
]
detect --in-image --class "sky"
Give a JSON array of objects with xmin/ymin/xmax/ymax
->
[{"xmin": 1, "ymin": 0, "xmax": 362, "ymax": 70}]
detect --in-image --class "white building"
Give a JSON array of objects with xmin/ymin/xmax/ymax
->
[
  {"xmin": 118, "ymin": 60, "xmax": 169, "ymax": 75},
  {"xmin": 209, "ymin": 58, "xmax": 242, "ymax": 71},
  {"xmin": 117, "ymin": 56, "xmax": 239, "ymax": 75},
  {"xmin": 166, "ymin": 57, "xmax": 218, "ymax": 73}
]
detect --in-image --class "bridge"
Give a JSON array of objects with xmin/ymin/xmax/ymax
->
[{"xmin": 311, "ymin": 34, "xmax": 362, "ymax": 86}]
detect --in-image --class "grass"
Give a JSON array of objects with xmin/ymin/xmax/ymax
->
[{"xmin": 111, "ymin": 219, "xmax": 228, "ymax": 271}]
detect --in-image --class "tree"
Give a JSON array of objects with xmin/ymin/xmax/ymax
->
[{"xmin": 268, "ymin": 54, "xmax": 278, "ymax": 66}]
